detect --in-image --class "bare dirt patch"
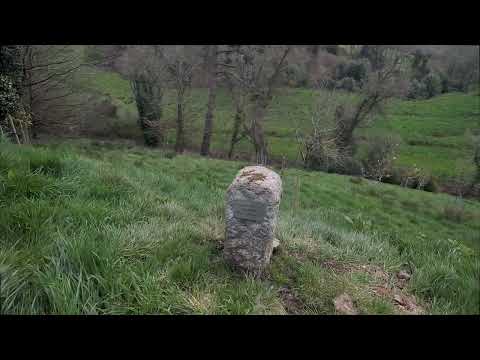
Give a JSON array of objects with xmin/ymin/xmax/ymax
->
[{"xmin": 321, "ymin": 259, "xmax": 425, "ymax": 315}]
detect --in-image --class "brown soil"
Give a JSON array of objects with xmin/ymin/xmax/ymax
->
[{"xmin": 321, "ymin": 259, "xmax": 425, "ymax": 315}]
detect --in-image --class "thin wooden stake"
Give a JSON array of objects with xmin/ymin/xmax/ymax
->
[
  {"xmin": 8, "ymin": 114, "xmax": 21, "ymax": 145},
  {"xmin": 24, "ymin": 124, "xmax": 31, "ymax": 144},
  {"xmin": 294, "ymin": 176, "xmax": 301, "ymax": 212},
  {"xmin": 19, "ymin": 120, "xmax": 28, "ymax": 145}
]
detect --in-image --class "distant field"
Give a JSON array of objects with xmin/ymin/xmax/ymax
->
[
  {"xmin": 73, "ymin": 67, "xmax": 480, "ymax": 183},
  {"xmin": 0, "ymin": 139, "xmax": 478, "ymax": 314}
]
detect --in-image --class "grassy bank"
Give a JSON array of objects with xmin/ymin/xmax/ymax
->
[{"xmin": 1, "ymin": 139, "xmax": 478, "ymax": 314}]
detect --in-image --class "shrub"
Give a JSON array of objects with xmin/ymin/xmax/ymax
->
[
  {"xmin": 334, "ymin": 59, "xmax": 369, "ymax": 92},
  {"xmin": 443, "ymin": 56, "xmax": 479, "ymax": 93},
  {"xmin": 0, "ymin": 75, "xmax": 20, "ymax": 118},
  {"xmin": 407, "ymin": 72, "xmax": 442, "ymax": 99},
  {"xmin": 336, "ymin": 60, "xmax": 368, "ymax": 84},
  {"xmin": 284, "ymin": 63, "xmax": 309, "ymax": 88},
  {"xmin": 298, "ymin": 134, "xmax": 364, "ymax": 175},
  {"xmin": 443, "ymin": 202, "xmax": 469, "ymax": 223},
  {"xmin": 349, "ymin": 176, "xmax": 363, "ymax": 185},
  {"xmin": 423, "ymin": 72, "xmax": 442, "ymax": 98},
  {"xmin": 335, "ymin": 157, "xmax": 364, "ymax": 176},
  {"xmin": 322, "ymin": 78, "xmax": 337, "ymax": 91},
  {"xmin": 164, "ymin": 151, "xmax": 177, "ymax": 159},
  {"xmin": 362, "ymin": 136, "xmax": 399, "ymax": 182},
  {"xmin": 407, "ymin": 79, "xmax": 427, "ymax": 99},
  {"xmin": 302, "ymin": 143, "xmax": 339, "ymax": 172},
  {"xmin": 383, "ymin": 166, "xmax": 439, "ymax": 192},
  {"xmin": 335, "ymin": 77, "xmax": 357, "ymax": 92},
  {"xmin": 422, "ymin": 177, "xmax": 439, "ymax": 193}
]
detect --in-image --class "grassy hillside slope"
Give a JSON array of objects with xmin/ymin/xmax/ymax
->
[
  {"xmin": 1, "ymin": 139, "xmax": 478, "ymax": 314},
  {"xmin": 74, "ymin": 67, "xmax": 479, "ymax": 184}
]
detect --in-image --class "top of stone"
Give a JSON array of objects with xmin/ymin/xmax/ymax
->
[{"xmin": 230, "ymin": 166, "xmax": 282, "ymax": 199}]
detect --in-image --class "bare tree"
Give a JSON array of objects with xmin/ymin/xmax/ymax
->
[
  {"xmin": 1, "ymin": 45, "xmax": 98, "ymax": 142},
  {"xmin": 12, "ymin": 45, "xmax": 121, "ymax": 141},
  {"xmin": 219, "ymin": 47, "xmax": 249, "ymax": 159},
  {"xmin": 334, "ymin": 46, "xmax": 409, "ymax": 156},
  {"xmin": 220, "ymin": 45, "xmax": 291, "ymax": 164},
  {"xmin": 226, "ymin": 75, "xmax": 248, "ymax": 159},
  {"xmin": 17, "ymin": 46, "xmax": 91, "ymax": 138},
  {"xmin": 295, "ymin": 81, "xmax": 347, "ymax": 172},
  {"xmin": 200, "ymin": 45, "xmax": 218, "ymax": 156},
  {"xmin": 164, "ymin": 46, "xmax": 201, "ymax": 153}
]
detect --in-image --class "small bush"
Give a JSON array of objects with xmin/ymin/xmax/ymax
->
[
  {"xmin": 335, "ymin": 77, "xmax": 357, "ymax": 92},
  {"xmin": 349, "ymin": 176, "xmax": 363, "ymax": 185},
  {"xmin": 336, "ymin": 60, "xmax": 368, "ymax": 84},
  {"xmin": 424, "ymin": 73, "xmax": 442, "ymax": 98},
  {"xmin": 423, "ymin": 177, "xmax": 439, "ymax": 193},
  {"xmin": 407, "ymin": 72, "xmax": 442, "ymax": 99},
  {"xmin": 0, "ymin": 75, "xmax": 20, "ymax": 119},
  {"xmin": 384, "ymin": 166, "xmax": 439, "ymax": 193},
  {"xmin": 284, "ymin": 63, "xmax": 309, "ymax": 88},
  {"xmin": 362, "ymin": 136, "xmax": 399, "ymax": 182},
  {"xmin": 164, "ymin": 151, "xmax": 177, "ymax": 159},
  {"xmin": 303, "ymin": 151, "xmax": 339, "ymax": 173},
  {"xmin": 443, "ymin": 203, "xmax": 469, "ymax": 223},
  {"xmin": 335, "ymin": 157, "xmax": 364, "ymax": 176}
]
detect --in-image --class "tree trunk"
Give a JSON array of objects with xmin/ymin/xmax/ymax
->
[
  {"xmin": 200, "ymin": 45, "xmax": 218, "ymax": 156},
  {"xmin": 132, "ymin": 77, "xmax": 162, "ymax": 147},
  {"xmin": 307, "ymin": 45, "xmax": 320, "ymax": 85},
  {"xmin": 175, "ymin": 95, "xmax": 185, "ymax": 153},
  {"xmin": 253, "ymin": 130, "xmax": 268, "ymax": 165},
  {"xmin": 228, "ymin": 107, "xmax": 244, "ymax": 159},
  {"xmin": 25, "ymin": 46, "xmax": 38, "ymax": 139},
  {"xmin": 255, "ymin": 143, "xmax": 268, "ymax": 165},
  {"xmin": 251, "ymin": 105, "xmax": 269, "ymax": 165}
]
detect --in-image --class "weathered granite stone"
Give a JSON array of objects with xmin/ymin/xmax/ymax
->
[{"xmin": 224, "ymin": 166, "xmax": 282, "ymax": 276}]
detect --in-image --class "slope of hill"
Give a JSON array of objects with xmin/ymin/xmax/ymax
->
[
  {"xmin": 74, "ymin": 67, "xmax": 479, "ymax": 185},
  {"xmin": 0, "ymin": 139, "xmax": 478, "ymax": 314}
]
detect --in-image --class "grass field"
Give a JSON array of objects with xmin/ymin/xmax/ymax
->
[
  {"xmin": 73, "ymin": 67, "xmax": 480, "ymax": 184},
  {"xmin": 1, "ymin": 138, "xmax": 478, "ymax": 314}
]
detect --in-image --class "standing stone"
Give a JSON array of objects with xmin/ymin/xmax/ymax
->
[{"xmin": 224, "ymin": 166, "xmax": 282, "ymax": 276}]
